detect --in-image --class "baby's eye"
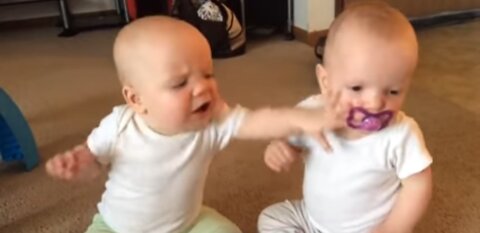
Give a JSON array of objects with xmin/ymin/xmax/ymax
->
[
  {"xmin": 205, "ymin": 73, "xmax": 214, "ymax": 79},
  {"xmin": 350, "ymin": 86, "xmax": 363, "ymax": 92},
  {"xmin": 172, "ymin": 80, "xmax": 187, "ymax": 89},
  {"xmin": 389, "ymin": 90, "xmax": 400, "ymax": 95}
]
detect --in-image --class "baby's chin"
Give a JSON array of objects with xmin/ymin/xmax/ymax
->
[
  {"xmin": 335, "ymin": 126, "xmax": 375, "ymax": 140},
  {"xmin": 184, "ymin": 119, "xmax": 212, "ymax": 132},
  {"xmin": 187, "ymin": 112, "xmax": 215, "ymax": 130}
]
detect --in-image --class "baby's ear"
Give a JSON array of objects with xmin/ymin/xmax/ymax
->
[
  {"xmin": 315, "ymin": 64, "xmax": 329, "ymax": 94},
  {"xmin": 122, "ymin": 85, "xmax": 147, "ymax": 114}
]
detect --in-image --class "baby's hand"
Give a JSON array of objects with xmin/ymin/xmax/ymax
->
[
  {"xmin": 264, "ymin": 140, "xmax": 302, "ymax": 172},
  {"xmin": 45, "ymin": 144, "xmax": 99, "ymax": 181},
  {"xmin": 300, "ymin": 93, "xmax": 349, "ymax": 151},
  {"xmin": 323, "ymin": 90, "xmax": 350, "ymax": 129}
]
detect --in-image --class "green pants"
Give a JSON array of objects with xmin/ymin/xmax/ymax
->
[{"xmin": 85, "ymin": 206, "xmax": 242, "ymax": 233}]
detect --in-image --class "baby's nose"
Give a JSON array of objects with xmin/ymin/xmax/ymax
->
[
  {"xmin": 193, "ymin": 79, "xmax": 210, "ymax": 96},
  {"xmin": 365, "ymin": 95, "xmax": 385, "ymax": 112}
]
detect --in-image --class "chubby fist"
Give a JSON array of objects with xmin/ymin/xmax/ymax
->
[
  {"xmin": 45, "ymin": 144, "xmax": 99, "ymax": 181},
  {"xmin": 264, "ymin": 140, "xmax": 303, "ymax": 172}
]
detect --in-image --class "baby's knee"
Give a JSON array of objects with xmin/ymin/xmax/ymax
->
[
  {"xmin": 189, "ymin": 207, "xmax": 242, "ymax": 233},
  {"xmin": 258, "ymin": 200, "xmax": 304, "ymax": 232},
  {"xmin": 258, "ymin": 202, "xmax": 287, "ymax": 229},
  {"xmin": 213, "ymin": 221, "xmax": 242, "ymax": 233},
  {"xmin": 258, "ymin": 204, "xmax": 276, "ymax": 224},
  {"xmin": 85, "ymin": 214, "xmax": 116, "ymax": 233},
  {"xmin": 259, "ymin": 201, "xmax": 293, "ymax": 220}
]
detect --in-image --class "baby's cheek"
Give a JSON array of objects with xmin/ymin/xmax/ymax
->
[
  {"xmin": 162, "ymin": 111, "xmax": 186, "ymax": 130},
  {"xmin": 339, "ymin": 94, "xmax": 356, "ymax": 108},
  {"xmin": 158, "ymin": 102, "xmax": 184, "ymax": 120},
  {"xmin": 386, "ymin": 99, "xmax": 403, "ymax": 112}
]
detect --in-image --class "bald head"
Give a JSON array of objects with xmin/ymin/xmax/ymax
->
[
  {"xmin": 323, "ymin": 1, "xmax": 418, "ymax": 69},
  {"xmin": 113, "ymin": 16, "xmax": 211, "ymax": 86}
]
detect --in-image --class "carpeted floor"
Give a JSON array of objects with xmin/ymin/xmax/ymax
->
[{"xmin": 0, "ymin": 19, "xmax": 479, "ymax": 233}]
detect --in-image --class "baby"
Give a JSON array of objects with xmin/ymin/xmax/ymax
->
[
  {"xmin": 259, "ymin": 2, "xmax": 433, "ymax": 233},
  {"xmin": 45, "ymin": 16, "xmax": 342, "ymax": 233}
]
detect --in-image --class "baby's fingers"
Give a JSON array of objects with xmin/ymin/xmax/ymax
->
[
  {"xmin": 45, "ymin": 156, "xmax": 67, "ymax": 178},
  {"xmin": 45, "ymin": 158, "xmax": 57, "ymax": 176},
  {"xmin": 45, "ymin": 152, "xmax": 77, "ymax": 179},
  {"xmin": 328, "ymin": 89, "xmax": 342, "ymax": 107},
  {"xmin": 332, "ymin": 114, "xmax": 348, "ymax": 129},
  {"xmin": 335, "ymin": 100, "xmax": 351, "ymax": 118},
  {"xmin": 266, "ymin": 145, "xmax": 286, "ymax": 171},
  {"xmin": 265, "ymin": 155, "xmax": 283, "ymax": 173},
  {"xmin": 63, "ymin": 151, "xmax": 78, "ymax": 170},
  {"xmin": 312, "ymin": 133, "xmax": 332, "ymax": 152},
  {"xmin": 276, "ymin": 152, "xmax": 294, "ymax": 172},
  {"xmin": 265, "ymin": 141, "xmax": 294, "ymax": 172}
]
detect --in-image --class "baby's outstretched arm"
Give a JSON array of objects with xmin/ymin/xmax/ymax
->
[
  {"xmin": 264, "ymin": 139, "xmax": 303, "ymax": 172},
  {"xmin": 235, "ymin": 105, "xmax": 345, "ymax": 145},
  {"xmin": 371, "ymin": 167, "xmax": 432, "ymax": 233},
  {"xmin": 233, "ymin": 91, "xmax": 347, "ymax": 147},
  {"xmin": 237, "ymin": 107, "xmax": 329, "ymax": 138},
  {"xmin": 45, "ymin": 143, "xmax": 102, "ymax": 181}
]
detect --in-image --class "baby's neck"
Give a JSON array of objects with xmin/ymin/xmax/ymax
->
[
  {"xmin": 140, "ymin": 115, "xmax": 209, "ymax": 137},
  {"xmin": 139, "ymin": 116, "xmax": 185, "ymax": 136}
]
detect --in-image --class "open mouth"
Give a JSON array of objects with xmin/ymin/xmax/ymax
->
[{"xmin": 193, "ymin": 102, "xmax": 210, "ymax": 113}]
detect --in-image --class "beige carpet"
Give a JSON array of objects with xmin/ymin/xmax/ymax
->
[{"xmin": 0, "ymin": 20, "xmax": 479, "ymax": 233}]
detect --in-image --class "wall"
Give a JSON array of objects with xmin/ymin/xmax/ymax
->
[{"xmin": 294, "ymin": 0, "xmax": 335, "ymax": 32}]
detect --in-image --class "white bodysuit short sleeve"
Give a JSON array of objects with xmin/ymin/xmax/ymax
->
[
  {"xmin": 87, "ymin": 106, "xmax": 128, "ymax": 165},
  {"xmin": 214, "ymin": 105, "xmax": 248, "ymax": 150},
  {"xmin": 391, "ymin": 117, "xmax": 433, "ymax": 179}
]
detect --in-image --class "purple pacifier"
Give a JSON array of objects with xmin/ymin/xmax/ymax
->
[{"xmin": 347, "ymin": 107, "xmax": 393, "ymax": 132}]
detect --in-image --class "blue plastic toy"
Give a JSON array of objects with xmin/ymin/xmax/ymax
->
[{"xmin": 0, "ymin": 88, "xmax": 39, "ymax": 171}]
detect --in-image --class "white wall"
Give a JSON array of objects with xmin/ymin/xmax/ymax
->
[
  {"xmin": 308, "ymin": 0, "xmax": 335, "ymax": 31},
  {"xmin": 0, "ymin": 0, "xmax": 115, "ymax": 22},
  {"xmin": 294, "ymin": 0, "xmax": 335, "ymax": 32},
  {"xmin": 294, "ymin": 0, "xmax": 309, "ymax": 30}
]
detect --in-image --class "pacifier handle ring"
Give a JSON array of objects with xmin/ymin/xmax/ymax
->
[{"xmin": 347, "ymin": 107, "xmax": 393, "ymax": 131}]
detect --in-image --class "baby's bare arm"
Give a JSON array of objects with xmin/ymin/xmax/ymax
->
[
  {"xmin": 235, "ymin": 105, "xmax": 344, "ymax": 151},
  {"xmin": 235, "ymin": 91, "xmax": 346, "ymax": 143},
  {"xmin": 236, "ymin": 107, "xmax": 323, "ymax": 139},
  {"xmin": 372, "ymin": 167, "xmax": 433, "ymax": 233},
  {"xmin": 45, "ymin": 143, "xmax": 102, "ymax": 181}
]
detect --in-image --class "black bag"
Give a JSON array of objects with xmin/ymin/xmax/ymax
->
[{"xmin": 172, "ymin": 0, "xmax": 246, "ymax": 58}]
